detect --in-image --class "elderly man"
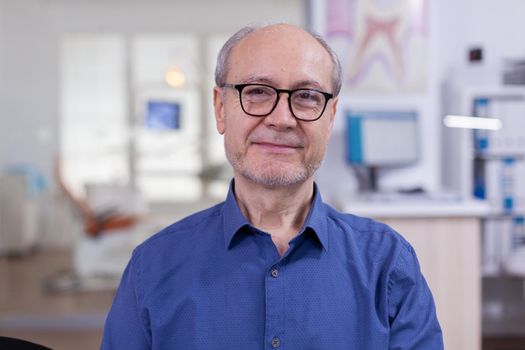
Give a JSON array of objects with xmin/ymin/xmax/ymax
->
[{"xmin": 101, "ymin": 24, "xmax": 443, "ymax": 349}]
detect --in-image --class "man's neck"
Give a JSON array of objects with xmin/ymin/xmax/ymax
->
[{"xmin": 233, "ymin": 175, "xmax": 315, "ymax": 256}]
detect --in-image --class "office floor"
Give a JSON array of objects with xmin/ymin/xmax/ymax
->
[
  {"xmin": 0, "ymin": 249, "xmax": 113, "ymax": 350},
  {"xmin": 1, "ymin": 249, "xmax": 525, "ymax": 350},
  {"xmin": 483, "ymin": 337, "xmax": 525, "ymax": 350}
]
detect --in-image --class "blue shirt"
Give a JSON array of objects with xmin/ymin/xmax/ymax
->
[{"xmin": 101, "ymin": 183, "xmax": 443, "ymax": 349}]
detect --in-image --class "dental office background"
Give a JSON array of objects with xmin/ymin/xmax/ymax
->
[{"xmin": 2, "ymin": 0, "xmax": 525, "ymax": 348}]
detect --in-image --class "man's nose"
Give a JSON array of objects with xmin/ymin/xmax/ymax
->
[{"xmin": 263, "ymin": 93, "xmax": 297, "ymax": 129}]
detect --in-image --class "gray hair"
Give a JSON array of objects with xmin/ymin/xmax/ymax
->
[{"xmin": 214, "ymin": 24, "xmax": 343, "ymax": 96}]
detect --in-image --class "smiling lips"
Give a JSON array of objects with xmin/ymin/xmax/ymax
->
[
  {"xmin": 252, "ymin": 141, "xmax": 301, "ymax": 153},
  {"xmin": 249, "ymin": 131, "xmax": 304, "ymax": 153}
]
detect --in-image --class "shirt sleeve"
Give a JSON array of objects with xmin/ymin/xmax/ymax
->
[
  {"xmin": 100, "ymin": 251, "xmax": 151, "ymax": 349},
  {"xmin": 387, "ymin": 244, "xmax": 444, "ymax": 350}
]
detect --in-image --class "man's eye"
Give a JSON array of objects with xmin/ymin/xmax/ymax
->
[
  {"xmin": 243, "ymin": 86, "xmax": 275, "ymax": 102},
  {"xmin": 245, "ymin": 87, "xmax": 271, "ymax": 96},
  {"xmin": 295, "ymin": 90, "xmax": 321, "ymax": 103},
  {"xmin": 247, "ymin": 88, "xmax": 266, "ymax": 95}
]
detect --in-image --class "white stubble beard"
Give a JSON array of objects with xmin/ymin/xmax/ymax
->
[{"xmin": 224, "ymin": 134, "xmax": 325, "ymax": 188}]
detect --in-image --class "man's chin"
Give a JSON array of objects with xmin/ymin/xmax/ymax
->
[
  {"xmin": 227, "ymin": 152, "xmax": 319, "ymax": 187},
  {"xmin": 240, "ymin": 167, "xmax": 310, "ymax": 188}
]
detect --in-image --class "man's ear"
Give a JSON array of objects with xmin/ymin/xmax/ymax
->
[
  {"xmin": 327, "ymin": 96, "xmax": 338, "ymax": 136},
  {"xmin": 213, "ymin": 86, "xmax": 226, "ymax": 135}
]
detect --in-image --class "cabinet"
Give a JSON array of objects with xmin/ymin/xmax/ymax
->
[
  {"xmin": 382, "ymin": 216, "xmax": 481, "ymax": 350},
  {"xmin": 443, "ymin": 86, "xmax": 525, "ymax": 336},
  {"xmin": 333, "ymin": 197, "xmax": 488, "ymax": 350},
  {"xmin": 0, "ymin": 175, "xmax": 39, "ymax": 255}
]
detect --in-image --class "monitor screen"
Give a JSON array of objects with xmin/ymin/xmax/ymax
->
[
  {"xmin": 146, "ymin": 100, "xmax": 181, "ymax": 130},
  {"xmin": 346, "ymin": 110, "xmax": 419, "ymax": 167}
]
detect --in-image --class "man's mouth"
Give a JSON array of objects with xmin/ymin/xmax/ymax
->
[{"xmin": 252, "ymin": 142, "xmax": 301, "ymax": 153}]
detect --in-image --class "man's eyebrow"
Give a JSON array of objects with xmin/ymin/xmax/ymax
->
[
  {"xmin": 290, "ymin": 80, "xmax": 328, "ymax": 91},
  {"xmin": 240, "ymin": 76, "xmax": 276, "ymax": 85},
  {"xmin": 240, "ymin": 76, "xmax": 329, "ymax": 92}
]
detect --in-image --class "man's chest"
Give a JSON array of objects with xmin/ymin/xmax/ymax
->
[{"xmin": 143, "ymin": 253, "xmax": 389, "ymax": 350}]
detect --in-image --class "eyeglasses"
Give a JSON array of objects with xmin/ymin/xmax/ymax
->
[{"xmin": 222, "ymin": 83, "xmax": 334, "ymax": 122}]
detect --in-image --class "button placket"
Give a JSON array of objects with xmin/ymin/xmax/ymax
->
[{"xmin": 265, "ymin": 263, "xmax": 285, "ymax": 350}]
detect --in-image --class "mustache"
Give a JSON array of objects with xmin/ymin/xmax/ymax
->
[{"xmin": 249, "ymin": 132, "xmax": 304, "ymax": 147}]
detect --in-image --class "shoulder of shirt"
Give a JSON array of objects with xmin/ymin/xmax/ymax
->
[
  {"xmin": 132, "ymin": 201, "xmax": 225, "ymax": 255},
  {"xmin": 322, "ymin": 202, "xmax": 414, "ymax": 254}
]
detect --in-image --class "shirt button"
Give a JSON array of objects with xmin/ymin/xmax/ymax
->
[
  {"xmin": 270, "ymin": 268, "xmax": 279, "ymax": 278},
  {"xmin": 271, "ymin": 337, "xmax": 281, "ymax": 348}
]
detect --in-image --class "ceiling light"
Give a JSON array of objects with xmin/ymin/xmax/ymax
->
[
  {"xmin": 443, "ymin": 115, "xmax": 502, "ymax": 130},
  {"xmin": 165, "ymin": 66, "xmax": 186, "ymax": 88}
]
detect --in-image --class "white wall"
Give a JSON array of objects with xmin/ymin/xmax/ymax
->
[
  {"xmin": 463, "ymin": 0, "xmax": 525, "ymax": 64},
  {"xmin": 438, "ymin": 0, "xmax": 525, "ymax": 84},
  {"xmin": 0, "ymin": 0, "xmax": 304, "ymax": 184}
]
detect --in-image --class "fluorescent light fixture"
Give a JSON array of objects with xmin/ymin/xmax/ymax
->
[{"xmin": 443, "ymin": 115, "xmax": 502, "ymax": 130}]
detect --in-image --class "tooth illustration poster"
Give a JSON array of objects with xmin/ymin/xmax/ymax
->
[{"xmin": 323, "ymin": 0, "xmax": 429, "ymax": 94}]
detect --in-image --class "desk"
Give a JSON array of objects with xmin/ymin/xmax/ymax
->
[{"xmin": 332, "ymin": 195, "xmax": 489, "ymax": 350}]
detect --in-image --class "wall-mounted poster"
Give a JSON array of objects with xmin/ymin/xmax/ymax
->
[{"xmin": 311, "ymin": 0, "xmax": 429, "ymax": 94}]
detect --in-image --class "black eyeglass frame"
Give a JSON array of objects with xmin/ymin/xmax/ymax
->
[{"xmin": 222, "ymin": 83, "xmax": 334, "ymax": 122}]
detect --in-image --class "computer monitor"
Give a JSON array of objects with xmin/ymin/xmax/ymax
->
[
  {"xmin": 145, "ymin": 100, "xmax": 181, "ymax": 130},
  {"xmin": 345, "ymin": 109, "xmax": 419, "ymax": 192}
]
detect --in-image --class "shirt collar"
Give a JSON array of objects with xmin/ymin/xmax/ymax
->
[
  {"xmin": 222, "ymin": 180, "xmax": 251, "ymax": 249},
  {"xmin": 301, "ymin": 183, "xmax": 329, "ymax": 251},
  {"xmin": 222, "ymin": 180, "xmax": 329, "ymax": 251}
]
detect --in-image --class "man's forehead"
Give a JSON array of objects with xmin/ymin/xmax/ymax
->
[
  {"xmin": 251, "ymin": 23, "xmax": 310, "ymax": 38},
  {"xmin": 234, "ymin": 24, "xmax": 322, "ymax": 53},
  {"xmin": 226, "ymin": 25, "xmax": 333, "ymax": 89}
]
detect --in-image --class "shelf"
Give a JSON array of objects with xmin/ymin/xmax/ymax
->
[
  {"xmin": 483, "ymin": 213, "xmax": 525, "ymax": 220},
  {"xmin": 475, "ymin": 153, "xmax": 525, "ymax": 161}
]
